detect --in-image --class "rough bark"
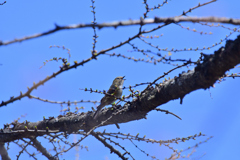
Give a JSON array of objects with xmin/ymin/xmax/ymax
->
[{"xmin": 1, "ymin": 35, "xmax": 240, "ymax": 143}]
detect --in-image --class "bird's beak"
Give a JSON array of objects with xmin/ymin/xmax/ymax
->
[{"xmin": 122, "ymin": 76, "xmax": 126, "ymax": 80}]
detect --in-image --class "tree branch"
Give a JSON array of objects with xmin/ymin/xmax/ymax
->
[
  {"xmin": 91, "ymin": 132, "xmax": 128, "ymax": 160},
  {"xmin": 31, "ymin": 137, "xmax": 58, "ymax": 160},
  {"xmin": 1, "ymin": 35, "xmax": 240, "ymax": 142},
  {"xmin": 0, "ymin": 143, "xmax": 11, "ymax": 160},
  {"xmin": 154, "ymin": 16, "xmax": 240, "ymax": 25},
  {"xmin": 1, "ymin": 16, "xmax": 239, "ymax": 46}
]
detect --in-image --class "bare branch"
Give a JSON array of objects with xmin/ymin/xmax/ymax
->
[
  {"xmin": 91, "ymin": 132, "xmax": 129, "ymax": 160},
  {"xmin": 2, "ymin": 16, "xmax": 240, "ymax": 47},
  {"xmin": 31, "ymin": 137, "xmax": 58, "ymax": 160},
  {"xmin": 0, "ymin": 1, "xmax": 6, "ymax": 5},
  {"xmin": 0, "ymin": 143, "xmax": 10, "ymax": 160},
  {"xmin": 29, "ymin": 95, "xmax": 99, "ymax": 105},
  {"xmin": 154, "ymin": 108, "xmax": 182, "ymax": 120},
  {"xmin": 154, "ymin": 16, "xmax": 240, "ymax": 25}
]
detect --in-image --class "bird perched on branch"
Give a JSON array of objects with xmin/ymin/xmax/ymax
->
[{"xmin": 93, "ymin": 76, "xmax": 125, "ymax": 119}]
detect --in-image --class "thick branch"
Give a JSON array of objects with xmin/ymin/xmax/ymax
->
[{"xmin": 1, "ymin": 35, "xmax": 240, "ymax": 142}]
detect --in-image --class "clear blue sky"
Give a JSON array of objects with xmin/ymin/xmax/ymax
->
[{"xmin": 1, "ymin": 0, "xmax": 240, "ymax": 159}]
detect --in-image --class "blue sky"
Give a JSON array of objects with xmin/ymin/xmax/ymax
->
[{"xmin": 1, "ymin": 0, "xmax": 240, "ymax": 159}]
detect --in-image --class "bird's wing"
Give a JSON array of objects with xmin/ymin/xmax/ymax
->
[{"xmin": 107, "ymin": 86, "xmax": 117, "ymax": 95}]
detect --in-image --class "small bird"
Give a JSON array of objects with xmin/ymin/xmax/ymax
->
[{"xmin": 93, "ymin": 76, "xmax": 125, "ymax": 119}]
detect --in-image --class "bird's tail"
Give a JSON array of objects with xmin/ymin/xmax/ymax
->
[{"xmin": 93, "ymin": 104, "xmax": 104, "ymax": 119}]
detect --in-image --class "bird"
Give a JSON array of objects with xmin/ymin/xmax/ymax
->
[{"xmin": 93, "ymin": 76, "xmax": 125, "ymax": 119}]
